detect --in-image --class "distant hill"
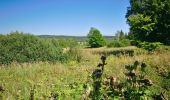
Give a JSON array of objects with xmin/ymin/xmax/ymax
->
[{"xmin": 38, "ymin": 35, "xmax": 115, "ymax": 41}]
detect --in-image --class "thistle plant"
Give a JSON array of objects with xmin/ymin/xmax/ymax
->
[
  {"xmin": 123, "ymin": 61, "xmax": 153, "ymax": 100},
  {"xmin": 83, "ymin": 56, "xmax": 123, "ymax": 100},
  {"xmin": 83, "ymin": 57, "xmax": 154, "ymax": 100},
  {"xmin": 82, "ymin": 55, "xmax": 107, "ymax": 100},
  {"xmin": 91, "ymin": 55, "xmax": 107, "ymax": 100}
]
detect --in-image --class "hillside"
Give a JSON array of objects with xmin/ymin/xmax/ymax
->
[{"xmin": 38, "ymin": 35, "xmax": 115, "ymax": 42}]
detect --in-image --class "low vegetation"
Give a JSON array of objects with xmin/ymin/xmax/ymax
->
[
  {"xmin": 1, "ymin": 0, "xmax": 170, "ymax": 99},
  {"xmin": 83, "ymin": 57, "xmax": 154, "ymax": 99},
  {"xmin": 107, "ymin": 39, "xmax": 131, "ymax": 48},
  {"xmin": 0, "ymin": 39, "xmax": 170, "ymax": 99},
  {"xmin": 0, "ymin": 32, "xmax": 81, "ymax": 64}
]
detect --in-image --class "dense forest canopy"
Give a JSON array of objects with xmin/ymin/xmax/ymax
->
[{"xmin": 126, "ymin": 0, "xmax": 170, "ymax": 44}]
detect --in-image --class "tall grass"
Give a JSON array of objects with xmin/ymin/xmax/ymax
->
[{"xmin": 0, "ymin": 47, "xmax": 170, "ymax": 99}]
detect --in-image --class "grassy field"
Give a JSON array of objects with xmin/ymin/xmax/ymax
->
[{"xmin": 0, "ymin": 46, "xmax": 170, "ymax": 99}]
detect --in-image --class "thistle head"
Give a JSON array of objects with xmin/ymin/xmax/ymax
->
[{"xmin": 101, "ymin": 55, "xmax": 106, "ymax": 62}]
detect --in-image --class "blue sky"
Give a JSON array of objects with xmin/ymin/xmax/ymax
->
[{"xmin": 0, "ymin": 0, "xmax": 130, "ymax": 36}]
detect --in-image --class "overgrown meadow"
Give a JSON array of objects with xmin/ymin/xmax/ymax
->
[{"xmin": 0, "ymin": 32, "xmax": 170, "ymax": 100}]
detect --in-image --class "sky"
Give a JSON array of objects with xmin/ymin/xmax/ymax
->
[{"xmin": 0, "ymin": 0, "xmax": 130, "ymax": 36}]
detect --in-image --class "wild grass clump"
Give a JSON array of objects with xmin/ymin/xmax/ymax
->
[
  {"xmin": 85, "ymin": 46, "xmax": 136, "ymax": 57},
  {"xmin": 62, "ymin": 48, "xmax": 83, "ymax": 63}
]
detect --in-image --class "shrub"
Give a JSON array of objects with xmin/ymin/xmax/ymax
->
[
  {"xmin": 61, "ymin": 48, "xmax": 83, "ymax": 63},
  {"xmin": 138, "ymin": 42, "xmax": 163, "ymax": 52},
  {"xmin": 130, "ymin": 40, "xmax": 163, "ymax": 52},
  {"xmin": 130, "ymin": 40, "xmax": 140, "ymax": 46},
  {"xmin": 0, "ymin": 32, "xmax": 64, "ymax": 64},
  {"xmin": 53, "ymin": 38, "xmax": 78, "ymax": 48},
  {"xmin": 107, "ymin": 39, "xmax": 131, "ymax": 47},
  {"xmin": 107, "ymin": 40, "xmax": 124, "ymax": 47},
  {"xmin": 121, "ymin": 39, "xmax": 131, "ymax": 46}
]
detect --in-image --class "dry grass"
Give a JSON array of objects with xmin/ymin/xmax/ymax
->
[{"xmin": 82, "ymin": 46, "xmax": 136, "ymax": 53}]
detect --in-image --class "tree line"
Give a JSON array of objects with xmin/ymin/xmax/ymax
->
[{"xmin": 87, "ymin": 0, "xmax": 170, "ymax": 48}]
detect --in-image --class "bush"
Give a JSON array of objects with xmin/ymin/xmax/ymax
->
[
  {"xmin": 107, "ymin": 39, "xmax": 131, "ymax": 47},
  {"xmin": 62, "ymin": 48, "xmax": 83, "ymax": 63},
  {"xmin": 107, "ymin": 40, "xmax": 124, "ymax": 47},
  {"xmin": 53, "ymin": 38, "xmax": 78, "ymax": 48},
  {"xmin": 0, "ymin": 32, "xmax": 64, "ymax": 64},
  {"xmin": 138, "ymin": 42, "xmax": 163, "ymax": 52},
  {"xmin": 130, "ymin": 40, "xmax": 140, "ymax": 46}
]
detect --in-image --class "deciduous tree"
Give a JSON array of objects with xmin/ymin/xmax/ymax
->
[
  {"xmin": 87, "ymin": 27, "xmax": 106, "ymax": 48},
  {"xmin": 126, "ymin": 0, "xmax": 170, "ymax": 44}
]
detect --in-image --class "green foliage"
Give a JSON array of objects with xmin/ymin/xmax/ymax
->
[
  {"xmin": 0, "ymin": 32, "xmax": 81, "ymax": 64},
  {"xmin": 87, "ymin": 27, "xmax": 106, "ymax": 48},
  {"xmin": 135, "ymin": 41, "xmax": 162, "ymax": 52},
  {"xmin": 121, "ymin": 39, "xmax": 131, "ymax": 46},
  {"xmin": 130, "ymin": 40, "xmax": 140, "ymax": 46},
  {"xmin": 55, "ymin": 38, "xmax": 78, "ymax": 48},
  {"xmin": 128, "ymin": 14, "xmax": 155, "ymax": 41},
  {"xmin": 115, "ymin": 30, "xmax": 127, "ymax": 40},
  {"xmin": 126, "ymin": 0, "xmax": 170, "ymax": 44},
  {"xmin": 130, "ymin": 40, "xmax": 163, "ymax": 52},
  {"xmin": 107, "ymin": 39, "xmax": 131, "ymax": 48},
  {"xmin": 123, "ymin": 61, "xmax": 153, "ymax": 100},
  {"xmin": 0, "ymin": 47, "xmax": 170, "ymax": 99},
  {"xmin": 62, "ymin": 48, "xmax": 83, "ymax": 63},
  {"xmin": 107, "ymin": 40, "xmax": 124, "ymax": 47}
]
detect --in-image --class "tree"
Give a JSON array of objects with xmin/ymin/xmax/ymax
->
[
  {"xmin": 126, "ymin": 0, "xmax": 170, "ymax": 44},
  {"xmin": 128, "ymin": 14, "xmax": 155, "ymax": 41},
  {"xmin": 115, "ymin": 30, "xmax": 126, "ymax": 40},
  {"xmin": 87, "ymin": 27, "xmax": 106, "ymax": 48}
]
